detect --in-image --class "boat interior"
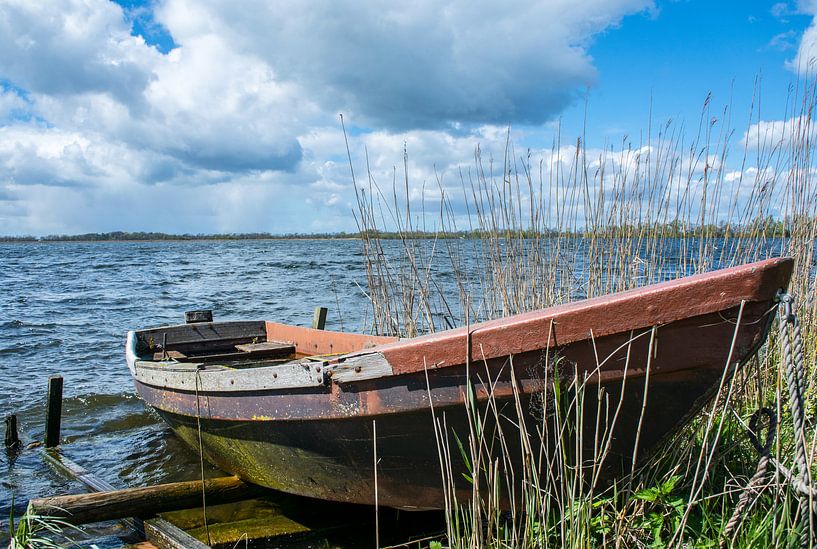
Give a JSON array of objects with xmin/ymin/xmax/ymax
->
[{"xmin": 132, "ymin": 317, "xmax": 396, "ymax": 368}]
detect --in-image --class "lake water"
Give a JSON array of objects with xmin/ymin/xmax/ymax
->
[
  {"xmin": 0, "ymin": 237, "xmax": 794, "ymax": 546},
  {"xmin": 0, "ymin": 239, "xmax": 385, "ymax": 546}
]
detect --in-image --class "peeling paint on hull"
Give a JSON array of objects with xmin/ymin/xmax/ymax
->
[{"xmin": 149, "ymin": 361, "xmax": 737, "ymax": 510}]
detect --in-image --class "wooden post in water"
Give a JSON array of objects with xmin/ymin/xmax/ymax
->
[
  {"xmin": 45, "ymin": 375, "xmax": 63, "ymax": 448},
  {"xmin": 312, "ymin": 306, "xmax": 328, "ymax": 330},
  {"xmin": 4, "ymin": 414, "xmax": 19, "ymax": 449}
]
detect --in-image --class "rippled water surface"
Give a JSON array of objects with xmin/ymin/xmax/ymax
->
[
  {"xmin": 0, "ymin": 240, "xmax": 377, "ymax": 545},
  {"xmin": 0, "ymin": 238, "xmax": 796, "ymax": 546}
]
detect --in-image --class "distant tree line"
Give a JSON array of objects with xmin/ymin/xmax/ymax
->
[
  {"xmin": 0, "ymin": 231, "xmax": 357, "ymax": 242},
  {"xmin": 0, "ymin": 219, "xmax": 793, "ymax": 243}
]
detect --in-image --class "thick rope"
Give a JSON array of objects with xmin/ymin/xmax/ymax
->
[
  {"xmin": 721, "ymin": 408, "xmax": 776, "ymax": 546},
  {"xmin": 722, "ymin": 293, "xmax": 813, "ymax": 547},
  {"xmin": 779, "ymin": 294, "xmax": 812, "ymax": 547}
]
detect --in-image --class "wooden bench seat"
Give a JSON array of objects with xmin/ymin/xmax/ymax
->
[{"xmin": 156, "ymin": 340, "xmax": 296, "ymax": 363}]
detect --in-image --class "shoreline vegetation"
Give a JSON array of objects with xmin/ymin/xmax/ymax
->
[
  {"xmin": 348, "ymin": 78, "xmax": 817, "ymax": 548},
  {"xmin": 0, "ymin": 220, "xmax": 792, "ymax": 243}
]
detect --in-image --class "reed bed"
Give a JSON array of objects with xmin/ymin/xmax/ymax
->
[{"xmin": 351, "ymin": 80, "xmax": 817, "ymax": 547}]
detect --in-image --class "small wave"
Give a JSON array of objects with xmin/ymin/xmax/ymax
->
[
  {"xmin": 0, "ymin": 338, "xmax": 62, "ymax": 354},
  {"xmin": 62, "ymin": 391, "xmax": 141, "ymax": 410},
  {"xmin": 0, "ymin": 319, "xmax": 58, "ymax": 330}
]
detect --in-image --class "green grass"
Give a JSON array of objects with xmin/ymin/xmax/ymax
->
[{"xmin": 7, "ymin": 502, "xmax": 81, "ymax": 549}]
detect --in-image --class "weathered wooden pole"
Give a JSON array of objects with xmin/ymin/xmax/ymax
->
[
  {"xmin": 4, "ymin": 414, "xmax": 20, "ymax": 449},
  {"xmin": 42, "ymin": 449, "xmax": 216, "ymax": 548},
  {"xmin": 29, "ymin": 475, "xmax": 262, "ymax": 525},
  {"xmin": 44, "ymin": 375, "xmax": 63, "ymax": 448},
  {"xmin": 312, "ymin": 306, "xmax": 328, "ymax": 330}
]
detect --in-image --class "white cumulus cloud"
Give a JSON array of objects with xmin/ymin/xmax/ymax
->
[{"xmin": 0, "ymin": 0, "xmax": 653, "ymax": 234}]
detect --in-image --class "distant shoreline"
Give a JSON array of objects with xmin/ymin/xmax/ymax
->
[
  {"xmin": 0, "ymin": 224, "xmax": 791, "ymax": 243},
  {"xmin": 0, "ymin": 232, "xmax": 361, "ymax": 242}
]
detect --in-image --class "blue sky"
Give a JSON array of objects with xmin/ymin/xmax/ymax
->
[
  {"xmin": 0, "ymin": 0, "xmax": 814, "ymax": 235},
  {"xmin": 571, "ymin": 1, "xmax": 811, "ymax": 138}
]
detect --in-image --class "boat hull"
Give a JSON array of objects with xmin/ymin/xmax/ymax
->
[
  {"xmin": 149, "ymin": 360, "xmax": 742, "ymax": 510},
  {"xmin": 134, "ymin": 279, "xmax": 786, "ymax": 509}
]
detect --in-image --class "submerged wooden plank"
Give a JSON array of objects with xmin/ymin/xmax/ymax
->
[
  {"xmin": 145, "ymin": 518, "xmax": 210, "ymax": 549},
  {"xmin": 131, "ymin": 542, "xmax": 159, "ymax": 549},
  {"xmin": 161, "ymin": 497, "xmax": 315, "ymax": 547},
  {"xmin": 43, "ymin": 448, "xmax": 143, "ymax": 537},
  {"xmin": 42, "ymin": 449, "xmax": 211, "ymax": 548}
]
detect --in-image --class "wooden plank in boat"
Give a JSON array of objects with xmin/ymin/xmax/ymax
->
[
  {"xmin": 137, "ymin": 321, "xmax": 267, "ymax": 354},
  {"xmin": 234, "ymin": 341, "xmax": 296, "ymax": 357},
  {"xmin": 164, "ymin": 342, "xmax": 295, "ymax": 363},
  {"xmin": 133, "ymin": 361, "xmax": 325, "ymax": 392},
  {"xmin": 173, "ymin": 351, "xmax": 253, "ymax": 363},
  {"xmin": 153, "ymin": 350, "xmax": 187, "ymax": 361},
  {"xmin": 172, "ymin": 343, "xmax": 295, "ymax": 363}
]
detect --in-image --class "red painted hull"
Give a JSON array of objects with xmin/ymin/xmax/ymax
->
[{"xmin": 129, "ymin": 257, "xmax": 793, "ymax": 509}]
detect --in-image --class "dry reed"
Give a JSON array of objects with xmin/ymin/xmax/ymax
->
[{"xmin": 349, "ymin": 79, "xmax": 817, "ymax": 547}]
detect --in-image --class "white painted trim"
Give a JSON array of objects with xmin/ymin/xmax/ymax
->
[
  {"xmin": 132, "ymin": 360, "xmax": 325, "ymax": 392},
  {"xmin": 125, "ymin": 331, "xmax": 138, "ymax": 375}
]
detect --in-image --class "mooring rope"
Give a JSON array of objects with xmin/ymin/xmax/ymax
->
[
  {"xmin": 780, "ymin": 292, "xmax": 814, "ymax": 548},
  {"xmin": 722, "ymin": 292, "xmax": 813, "ymax": 547},
  {"xmin": 721, "ymin": 408, "xmax": 776, "ymax": 546},
  {"xmin": 194, "ymin": 367, "xmax": 212, "ymax": 546}
]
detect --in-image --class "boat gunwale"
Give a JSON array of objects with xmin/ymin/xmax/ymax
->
[{"xmin": 128, "ymin": 257, "xmax": 792, "ymax": 398}]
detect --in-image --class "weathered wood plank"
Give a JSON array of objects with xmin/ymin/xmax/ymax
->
[
  {"xmin": 145, "ymin": 518, "xmax": 210, "ymax": 549},
  {"xmin": 133, "ymin": 360, "xmax": 324, "ymax": 392},
  {"xmin": 29, "ymin": 475, "xmax": 262, "ymax": 525},
  {"xmin": 328, "ymin": 352, "xmax": 393, "ymax": 383},
  {"xmin": 171, "ymin": 341, "xmax": 295, "ymax": 363},
  {"xmin": 41, "ymin": 449, "xmax": 219, "ymax": 547},
  {"xmin": 43, "ymin": 449, "xmax": 144, "ymax": 536},
  {"xmin": 153, "ymin": 350, "xmax": 187, "ymax": 361},
  {"xmin": 136, "ymin": 321, "xmax": 267, "ymax": 355},
  {"xmin": 44, "ymin": 376, "xmax": 63, "ymax": 448},
  {"xmin": 234, "ymin": 341, "xmax": 296, "ymax": 357},
  {"xmin": 312, "ymin": 307, "xmax": 328, "ymax": 330},
  {"xmin": 5, "ymin": 414, "xmax": 19, "ymax": 449}
]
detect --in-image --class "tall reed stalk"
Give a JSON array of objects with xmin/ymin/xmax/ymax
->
[{"xmin": 351, "ymin": 79, "xmax": 817, "ymax": 547}]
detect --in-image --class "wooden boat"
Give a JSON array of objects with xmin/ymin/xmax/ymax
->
[{"xmin": 126, "ymin": 257, "xmax": 793, "ymax": 510}]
